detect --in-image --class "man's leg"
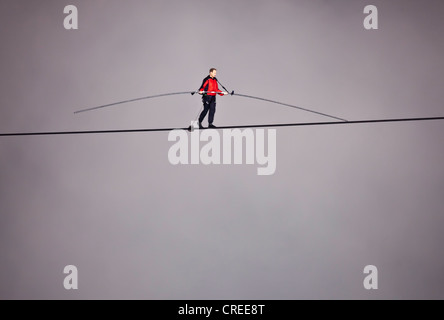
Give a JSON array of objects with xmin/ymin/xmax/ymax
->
[
  {"xmin": 198, "ymin": 97, "xmax": 210, "ymax": 125},
  {"xmin": 208, "ymin": 97, "xmax": 216, "ymax": 125}
]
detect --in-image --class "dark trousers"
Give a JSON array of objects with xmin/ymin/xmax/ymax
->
[{"xmin": 199, "ymin": 95, "xmax": 216, "ymax": 124}]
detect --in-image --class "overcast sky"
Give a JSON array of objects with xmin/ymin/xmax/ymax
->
[{"xmin": 1, "ymin": 0, "xmax": 444, "ymax": 299}]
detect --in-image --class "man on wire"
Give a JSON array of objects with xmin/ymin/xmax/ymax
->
[{"xmin": 198, "ymin": 68, "xmax": 228, "ymax": 129}]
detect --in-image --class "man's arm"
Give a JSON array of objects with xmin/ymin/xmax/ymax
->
[
  {"xmin": 214, "ymin": 77, "xmax": 228, "ymax": 95},
  {"xmin": 199, "ymin": 77, "xmax": 209, "ymax": 94},
  {"xmin": 216, "ymin": 82, "xmax": 227, "ymax": 95}
]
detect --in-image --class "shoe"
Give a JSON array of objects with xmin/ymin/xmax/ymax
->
[
  {"xmin": 199, "ymin": 122, "xmax": 204, "ymax": 129},
  {"xmin": 208, "ymin": 124, "xmax": 217, "ymax": 128}
]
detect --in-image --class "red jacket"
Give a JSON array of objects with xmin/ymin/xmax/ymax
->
[{"xmin": 199, "ymin": 76, "xmax": 224, "ymax": 96}]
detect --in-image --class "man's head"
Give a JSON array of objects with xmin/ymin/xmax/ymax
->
[{"xmin": 209, "ymin": 68, "xmax": 217, "ymax": 78}]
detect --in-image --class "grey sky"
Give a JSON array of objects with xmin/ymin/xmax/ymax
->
[{"xmin": 1, "ymin": 0, "xmax": 443, "ymax": 299}]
